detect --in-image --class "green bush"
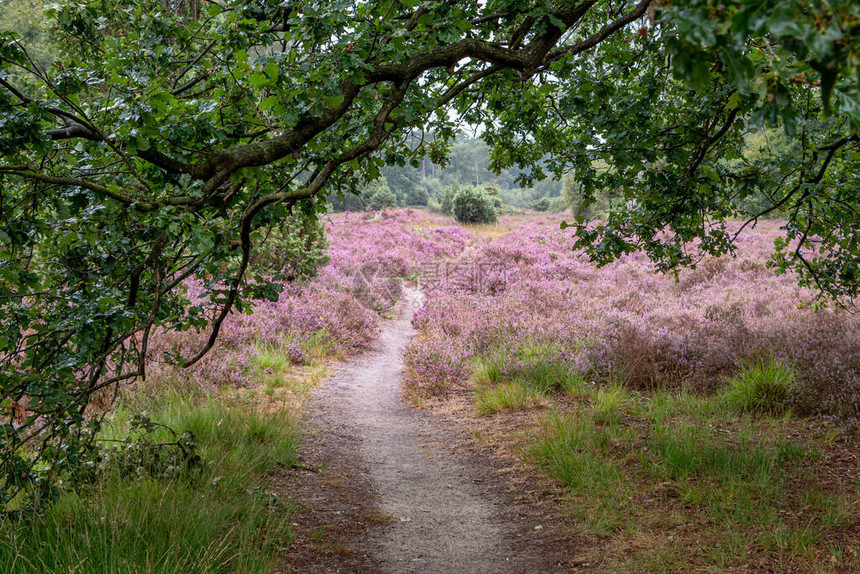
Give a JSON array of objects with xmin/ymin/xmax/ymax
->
[
  {"xmin": 548, "ymin": 197, "xmax": 569, "ymax": 213},
  {"xmin": 327, "ymin": 177, "xmax": 398, "ymax": 211},
  {"xmin": 382, "ymin": 165, "xmax": 429, "ymax": 206},
  {"xmin": 561, "ymin": 171, "xmax": 612, "ymax": 218},
  {"xmin": 364, "ymin": 177, "xmax": 397, "ymax": 211},
  {"xmin": 426, "ymin": 198, "xmax": 443, "ymax": 213},
  {"xmin": 720, "ymin": 359, "xmax": 794, "ymax": 415},
  {"xmin": 453, "ymin": 185, "xmax": 498, "ymax": 224},
  {"xmin": 529, "ymin": 197, "xmax": 551, "ymax": 212},
  {"xmin": 250, "ymin": 210, "xmax": 330, "ymax": 281},
  {"xmin": 327, "ymin": 190, "xmax": 364, "ymax": 211},
  {"xmin": 440, "ymin": 184, "xmax": 458, "ymax": 215},
  {"xmin": 483, "ymin": 184, "xmax": 504, "ymax": 211}
]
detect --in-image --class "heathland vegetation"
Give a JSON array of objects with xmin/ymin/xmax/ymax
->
[
  {"xmin": 5, "ymin": 208, "xmax": 857, "ymax": 570},
  {"xmin": 403, "ymin": 212, "xmax": 860, "ymax": 570},
  {"xmin": 0, "ymin": 209, "xmax": 467, "ymax": 571},
  {"xmin": 2, "ymin": 0, "xmax": 860, "ymax": 570}
]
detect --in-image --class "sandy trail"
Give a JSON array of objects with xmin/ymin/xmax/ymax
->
[{"xmin": 301, "ymin": 286, "xmax": 562, "ymax": 573}]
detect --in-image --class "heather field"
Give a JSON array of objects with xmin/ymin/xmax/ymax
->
[
  {"xmin": 142, "ymin": 209, "xmax": 469, "ymax": 393},
  {"xmin": 406, "ymin": 215, "xmax": 860, "ymax": 422},
  {"xmin": 6, "ymin": 2, "xmax": 860, "ymax": 572},
  {"xmin": 398, "ymin": 212, "xmax": 860, "ymax": 572},
  {"xmin": 6, "ymin": 209, "xmax": 859, "ymax": 572},
  {"xmin": 0, "ymin": 209, "xmax": 469, "ymax": 573},
  {"xmin": 130, "ymin": 208, "xmax": 860, "ymax": 428},
  {"xmin": 146, "ymin": 208, "xmax": 859, "ymax": 571}
]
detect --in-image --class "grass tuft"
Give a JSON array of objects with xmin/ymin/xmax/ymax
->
[
  {"xmin": 0, "ymin": 477, "xmax": 292, "ymax": 574},
  {"xmin": 472, "ymin": 341, "xmax": 586, "ymax": 396},
  {"xmin": 527, "ymin": 385, "xmax": 838, "ymax": 569},
  {"xmin": 591, "ymin": 384, "xmax": 635, "ymax": 424},
  {"xmin": 472, "ymin": 353, "xmax": 505, "ymax": 386},
  {"xmin": 720, "ymin": 359, "xmax": 794, "ymax": 415},
  {"xmin": 532, "ymin": 414, "xmax": 635, "ymax": 535},
  {"xmin": 474, "ymin": 382, "xmax": 547, "ymax": 415}
]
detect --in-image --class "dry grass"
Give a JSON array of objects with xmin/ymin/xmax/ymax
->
[
  {"xmin": 461, "ymin": 221, "xmax": 515, "ymax": 239},
  {"xmin": 408, "ymin": 213, "xmax": 515, "ymax": 240},
  {"xmin": 244, "ymin": 362, "xmax": 329, "ymax": 414}
]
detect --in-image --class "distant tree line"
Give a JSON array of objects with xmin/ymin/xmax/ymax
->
[{"xmin": 328, "ymin": 128, "xmax": 792, "ymax": 218}]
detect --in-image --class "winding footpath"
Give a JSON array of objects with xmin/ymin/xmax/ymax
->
[{"xmin": 300, "ymin": 287, "xmax": 564, "ymax": 573}]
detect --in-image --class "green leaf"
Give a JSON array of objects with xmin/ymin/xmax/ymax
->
[
  {"xmin": 324, "ymin": 93, "xmax": 345, "ymax": 108},
  {"xmin": 248, "ymin": 71, "xmax": 270, "ymax": 89},
  {"xmin": 260, "ymin": 95, "xmax": 280, "ymax": 111}
]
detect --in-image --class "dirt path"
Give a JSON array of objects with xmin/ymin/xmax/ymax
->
[{"xmin": 285, "ymin": 287, "xmax": 570, "ymax": 573}]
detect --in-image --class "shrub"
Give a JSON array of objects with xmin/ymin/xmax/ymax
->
[
  {"xmin": 561, "ymin": 171, "xmax": 611, "ymax": 217},
  {"xmin": 483, "ymin": 184, "xmax": 504, "ymax": 211},
  {"xmin": 381, "ymin": 165, "xmax": 428, "ymax": 206},
  {"xmin": 402, "ymin": 332, "xmax": 469, "ymax": 397},
  {"xmin": 364, "ymin": 177, "xmax": 397, "ymax": 211},
  {"xmin": 440, "ymin": 184, "xmax": 458, "ymax": 215},
  {"xmin": 250, "ymin": 210, "xmax": 330, "ymax": 281},
  {"xmin": 453, "ymin": 186, "xmax": 498, "ymax": 224},
  {"xmin": 720, "ymin": 360, "xmax": 793, "ymax": 415},
  {"xmin": 397, "ymin": 215, "xmax": 860, "ymax": 426},
  {"xmin": 426, "ymin": 198, "xmax": 443, "ymax": 213},
  {"xmin": 529, "ymin": 197, "xmax": 551, "ymax": 212},
  {"xmin": 327, "ymin": 189, "xmax": 365, "ymax": 211},
  {"xmin": 548, "ymin": 197, "xmax": 569, "ymax": 213},
  {"xmin": 101, "ymin": 413, "xmax": 202, "ymax": 481}
]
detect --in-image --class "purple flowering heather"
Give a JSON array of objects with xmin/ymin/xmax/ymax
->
[
  {"xmin": 145, "ymin": 209, "xmax": 860, "ymax": 425},
  {"xmin": 403, "ymin": 216, "xmax": 860, "ymax": 426},
  {"xmin": 146, "ymin": 209, "xmax": 465, "ymax": 389}
]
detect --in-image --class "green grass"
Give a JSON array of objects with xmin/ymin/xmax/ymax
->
[
  {"xmin": 253, "ymin": 344, "xmax": 293, "ymax": 376},
  {"xmin": 649, "ymin": 423, "xmax": 805, "ymax": 482},
  {"xmin": 301, "ymin": 329, "xmax": 339, "ymax": 362},
  {"xmin": 719, "ymin": 359, "xmax": 794, "ymax": 415},
  {"xmin": 472, "ymin": 343, "xmax": 588, "ymax": 415},
  {"xmin": 0, "ymin": 476, "xmax": 291, "ymax": 574},
  {"xmin": 472, "ymin": 341, "xmax": 587, "ymax": 396},
  {"xmin": 760, "ymin": 520, "xmax": 821, "ymax": 555},
  {"xmin": 250, "ymin": 340, "xmax": 331, "ymax": 406},
  {"xmin": 803, "ymin": 489, "xmax": 853, "ymax": 528},
  {"xmin": 0, "ymin": 390, "xmax": 300, "ymax": 573},
  {"xmin": 148, "ymin": 394, "xmax": 299, "ymax": 480},
  {"xmin": 533, "ymin": 414, "xmax": 636, "ymax": 535},
  {"xmin": 474, "ymin": 381, "xmax": 547, "ymax": 415},
  {"xmin": 646, "ymin": 422, "xmax": 814, "ymax": 528},
  {"xmin": 525, "ymin": 384, "xmax": 848, "ymax": 571},
  {"xmin": 471, "ymin": 341, "xmax": 596, "ymax": 415},
  {"xmin": 641, "ymin": 388, "xmax": 729, "ymax": 424},
  {"xmin": 468, "ymin": 345, "xmax": 847, "ymax": 570},
  {"xmin": 252, "ymin": 329, "xmax": 339, "ymax": 373},
  {"xmin": 472, "ymin": 352, "xmax": 506, "ymax": 386},
  {"xmin": 702, "ymin": 531, "xmax": 749, "ymax": 569},
  {"xmin": 591, "ymin": 384, "xmax": 635, "ymax": 424}
]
